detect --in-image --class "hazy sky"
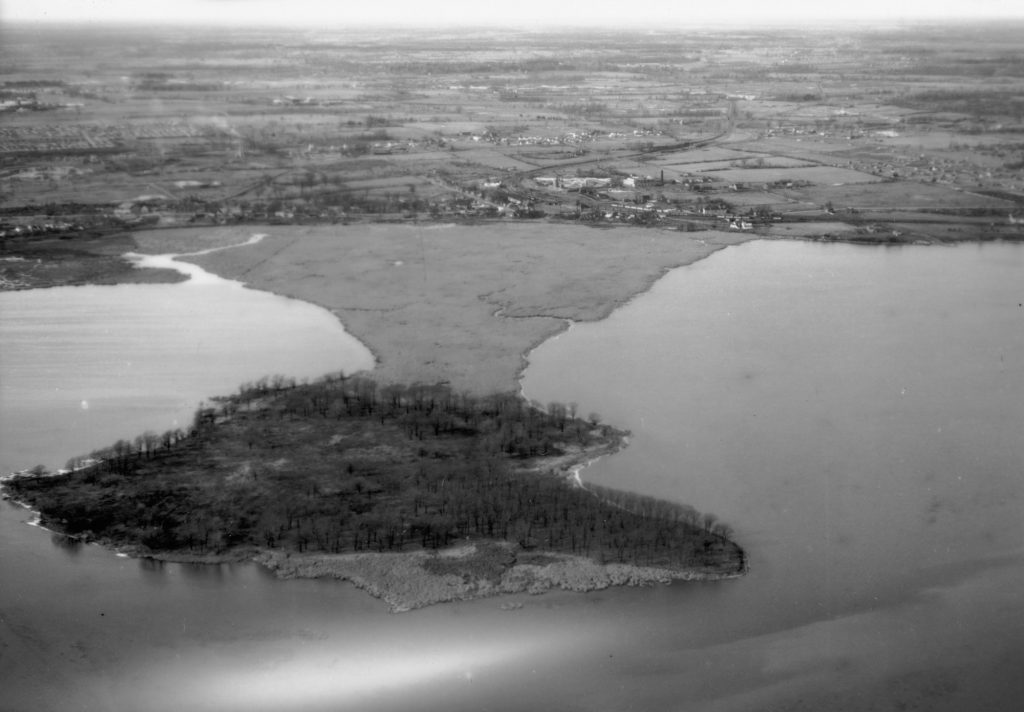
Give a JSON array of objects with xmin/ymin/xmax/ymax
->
[{"xmin": 4, "ymin": 0, "xmax": 1023, "ymax": 27}]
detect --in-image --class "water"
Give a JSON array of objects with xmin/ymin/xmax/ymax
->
[
  {"xmin": 522, "ymin": 239, "xmax": 1024, "ymax": 710},
  {"xmin": 0, "ymin": 245, "xmax": 375, "ymax": 473},
  {"xmin": 2, "ymin": 239, "xmax": 1023, "ymax": 711}
]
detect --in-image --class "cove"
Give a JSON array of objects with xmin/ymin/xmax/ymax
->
[{"xmin": 0, "ymin": 240, "xmax": 375, "ymax": 474}]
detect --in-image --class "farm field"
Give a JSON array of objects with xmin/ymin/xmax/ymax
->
[
  {"xmin": 1, "ymin": 22, "xmax": 1023, "ymax": 257},
  {"xmin": 788, "ymin": 181, "xmax": 1016, "ymax": 211},
  {"xmin": 657, "ymin": 156, "xmax": 818, "ymax": 172},
  {"xmin": 699, "ymin": 165, "xmax": 882, "ymax": 185}
]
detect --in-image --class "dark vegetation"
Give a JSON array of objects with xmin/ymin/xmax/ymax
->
[
  {"xmin": 6, "ymin": 375, "xmax": 743, "ymax": 572},
  {"xmin": 0, "ymin": 230, "xmax": 186, "ymax": 289},
  {"xmin": 894, "ymin": 89, "xmax": 1024, "ymax": 119}
]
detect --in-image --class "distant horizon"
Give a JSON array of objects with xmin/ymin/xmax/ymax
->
[
  {"xmin": 5, "ymin": 17, "xmax": 1024, "ymax": 36},
  {"xmin": 4, "ymin": 0, "xmax": 1024, "ymax": 30}
]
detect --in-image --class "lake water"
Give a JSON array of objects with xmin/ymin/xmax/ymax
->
[
  {"xmin": 0, "ymin": 249, "xmax": 375, "ymax": 474},
  {"xmin": 523, "ymin": 239, "xmax": 1024, "ymax": 710},
  {"xmin": 2, "ymin": 239, "xmax": 1023, "ymax": 712}
]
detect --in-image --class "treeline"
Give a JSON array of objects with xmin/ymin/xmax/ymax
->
[
  {"xmin": 8, "ymin": 375, "xmax": 743, "ymax": 573},
  {"xmin": 386, "ymin": 58, "xmax": 574, "ymax": 75},
  {"xmin": 894, "ymin": 89, "xmax": 1024, "ymax": 117},
  {"xmin": 1, "ymin": 80, "xmax": 67, "ymax": 88},
  {"xmin": 888, "ymin": 60, "xmax": 1024, "ymax": 79},
  {"xmin": 546, "ymin": 101, "xmax": 609, "ymax": 117},
  {"xmin": 63, "ymin": 426, "xmax": 190, "ymax": 476},
  {"xmin": 229, "ymin": 374, "xmax": 611, "ymax": 459}
]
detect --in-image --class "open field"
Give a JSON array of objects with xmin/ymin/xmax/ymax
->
[
  {"xmin": 648, "ymin": 147, "xmax": 757, "ymax": 165},
  {"xmin": 654, "ymin": 156, "xmax": 819, "ymax": 172},
  {"xmin": 697, "ymin": 165, "xmax": 882, "ymax": 185},
  {"xmin": 786, "ymin": 181, "xmax": 1016, "ymax": 210}
]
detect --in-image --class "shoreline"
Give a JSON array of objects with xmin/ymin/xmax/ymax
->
[
  {"xmin": 155, "ymin": 223, "xmax": 755, "ymax": 394},
  {"xmin": 4, "ymin": 503, "xmax": 745, "ymax": 616},
  {"xmin": 253, "ymin": 544, "xmax": 743, "ymax": 613},
  {"xmin": 9, "ymin": 222, "xmax": 995, "ymax": 609},
  {"xmin": 4, "ymin": 422, "xmax": 745, "ymax": 612},
  {"xmin": 7, "ymin": 222, "xmax": 1017, "ymax": 391},
  {"xmin": 112, "ymin": 538, "xmax": 743, "ymax": 614},
  {"xmin": 8, "ymin": 221, "xmax": 1013, "ymax": 389}
]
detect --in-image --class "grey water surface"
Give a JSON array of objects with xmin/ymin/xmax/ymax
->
[{"xmin": 2, "ymin": 239, "xmax": 1022, "ymax": 712}]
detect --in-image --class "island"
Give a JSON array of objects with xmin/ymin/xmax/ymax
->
[{"xmin": 5, "ymin": 375, "xmax": 745, "ymax": 612}]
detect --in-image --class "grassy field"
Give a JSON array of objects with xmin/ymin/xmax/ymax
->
[
  {"xmin": 131, "ymin": 223, "xmax": 751, "ymax": 394},
  {"xmin": 711, "ymin": 165, "xmax": 882, "ymax": 185},
  {"xmin": 654, "ymin": 156, "xmax": 819, "ymax": 172},
  {"xmin": 789, "ymin": 181, "xmax": 1015, "ymax": 210},
  {"xmin": 649, "ymin": 147, "xmax": 755, "ymax": 165}
]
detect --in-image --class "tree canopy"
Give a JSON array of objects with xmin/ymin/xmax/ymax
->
[{"xmin": 7, "ymin": 374, "xmax": 743, "ymax": 573}]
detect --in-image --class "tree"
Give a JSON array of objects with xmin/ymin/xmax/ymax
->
[
  {"xmin": 299, "ymin": 170, "xmax": 317, "ymax": 197},
  {"xmin": 712, "ymin": 522, "xmax": 734, "ymax": 540},
  {"xmin": 256, "ymin": 173, "xmax": 274, "ymax": 198},
  {"xmin": 142, "ymin": 431, "xmax": 160, "ymax": 458},
  {"xmin": 547, "ymin": 402, "xmax": 567, "ymax": 431}
]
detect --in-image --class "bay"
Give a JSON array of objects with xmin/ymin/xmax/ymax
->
[
  {"xmin": 522, "ymin": 239, "xmax": 1024, "ymax": 710},
  {"xmin": 0, "ymin": 248, "xmax": 375, "ymax": 474},
  {"xmin": 2, "ymin": 238, "xmax": 1022, "ymax": 711}
]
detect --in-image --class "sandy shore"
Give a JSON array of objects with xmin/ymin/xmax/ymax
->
[
  {"xmin": 131, "ymin": 222, "xmax": 752, "ymax": 394},
  {"xmin": 105, "ymin": 535, "xmax": 739, "ymax": 613},
  {"xmin": 253, "ymin": 543, "xmax": 740, "ymax": 613}
]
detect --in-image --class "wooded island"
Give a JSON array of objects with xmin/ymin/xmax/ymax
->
[{"xmin": 6, "ymin": 373, "xmax": 745, "ymax": 610}]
